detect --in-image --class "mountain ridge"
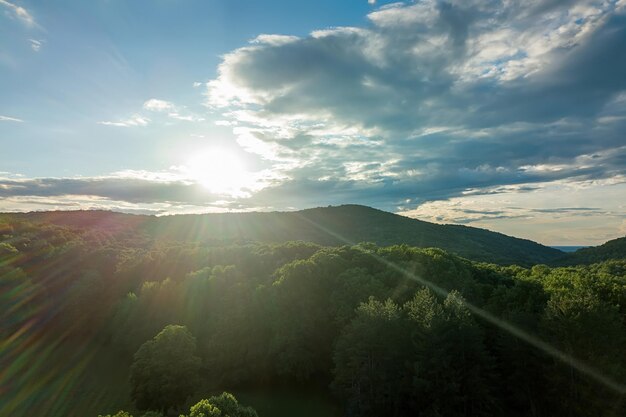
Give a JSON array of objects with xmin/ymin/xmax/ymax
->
[
  {"xmin": 0, "ymin": 204, "xmax": 564, "ymax": 266},
  {"xmin": 552, "ymin": 235, "xmax": 626, "ymax": 265}
]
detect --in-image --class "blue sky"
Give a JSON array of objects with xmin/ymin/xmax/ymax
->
[
  {"xmin": 1, "ymin": 0, "xmax": 626, "ymax": 245},
  {"xmin": 0, "ymin": 0, "xmax": 375, "ymax": 176}
]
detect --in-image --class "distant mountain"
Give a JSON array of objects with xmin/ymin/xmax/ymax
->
[
  {"xmin": 554, "ymin": 236, "xmax": 626, "ymax": 265},
  {"xmin": 1, "ymin": 204, "xmax": 565, "ymax": 266},
  {"xmin": 550, "ymin": 246, "xmax": 589, "ymax": 253}
]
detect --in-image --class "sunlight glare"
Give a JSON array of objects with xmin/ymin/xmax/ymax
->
[{"xmin": 186, "ymin": 149, "xmax": 248, "ymax": 195}]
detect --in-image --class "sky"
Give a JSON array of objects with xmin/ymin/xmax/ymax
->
[{"xmin": 1, "ymin": 0, "xmax": 626, "ymax": 245}]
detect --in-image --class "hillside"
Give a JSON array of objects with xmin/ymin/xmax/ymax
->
[
  {"xmin": 2, "ymin": 221, "xmax": 624, "ymax": 417},
  {"xmin": 1, "ymin": 205, "xmax": 563, "ymax": 265},
  {"xmin": 555, "ymin": 236, "xmax": 626, "ymax": 265}
]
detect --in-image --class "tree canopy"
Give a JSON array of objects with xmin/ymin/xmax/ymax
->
[
  {"xmin": 1, "ymin": 216, "xmax": 624, "ymax": 417},
  {"xmin": 130, "ymin": 325, "xmax": 201, "ymax": 413},
  {"xmin": 98, "ymin": 393, "xmax": 257, "ymax": 417}
]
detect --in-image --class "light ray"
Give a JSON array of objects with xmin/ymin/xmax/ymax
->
[{"xmin": 295, "ymin": 212, "xmax": 626, "ymax": 396}]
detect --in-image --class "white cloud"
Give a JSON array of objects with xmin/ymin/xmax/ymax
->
[
  {"xmin": 400, "ymin": 179, "xmax": 626, "ymax": 245},
  {"xmin": 99, "ymin": 98, "xmax": 204, "ymax": 128},
  {"xmin": 233, "ymin": 127, "xmax": 284, "ymax": 161},
  {"xmin": 28, "ymin": 38, "xmax": 43, "ymax": 52},
  {"xmin": 0, "ymin": 194, "xmax": 259, "ymax": 216},
  {"xmin": 0, "ymin": 163, "xmax": 280, "ymax": 209},
  {"xmin": 251, "ymin": 34, "xmax": 300, "ymax": 45},
  {"xmin": 143, "ymin": 98, "xmax": 175, "ymax": 112},
  {"xmin": 142, "ymin": 98, "xmax": 204, "ymax": 121},
  {"xmin": 167, "ymin": 112, "xmax": 205, "ymax": 122},
  {"xmin": 0, "ymin": 115, "xmax": 23, "ymax": 122},
  {"xmin": 0, "ymin": 0, "xmax": 34, "ymax": 26},
  {"xmin": 367, "ymin": 1, "xmax": 437, "ymax": 27},
  {"xmin": 98, "ymin": 114, "xmax": 150, "ymax": 127},
  {"xmin": 108, "ymin": 169, "xmax": 185, "ymax": 183}
]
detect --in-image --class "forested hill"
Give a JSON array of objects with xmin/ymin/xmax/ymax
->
[
  {"xmin": 2, "ymin": 219, "xmax": 625, "ymax": 416},
  {"xmin": 1, "ymin": 205, "xmax": 563, "ymax": 266},
  {"xmin": 554, "ymin": 236, "xmax": 626, "ymax": 266}
]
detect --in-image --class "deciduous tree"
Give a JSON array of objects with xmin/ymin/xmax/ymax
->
[{"xmin": 130, "ymin": 325, "xmax": 201, "ymax": 413}]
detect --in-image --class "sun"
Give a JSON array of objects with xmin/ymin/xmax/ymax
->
[{"xmin": 186, "ymin": 148, "xmax": 248, "ymax": 194}]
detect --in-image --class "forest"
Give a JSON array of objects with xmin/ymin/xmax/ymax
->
[{"xmin": 1, "ymin": 209, "xmax": 625, "ymax": 416}]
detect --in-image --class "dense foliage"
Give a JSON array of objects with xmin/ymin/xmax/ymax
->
[
  {"xmin": 130, "ymin": 325, "xmax": 201, "ymax": 413},
  {"xmin": 98, "ymin": 393, "xmax": 257, "ymax": 417},
  {"xmin": 1, "ymin": 216, "xmax": 625, "ymax": 416}
]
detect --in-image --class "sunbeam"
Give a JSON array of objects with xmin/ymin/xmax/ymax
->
[{"xmin": 294, "ymin": 212, "xmax": 626, "ymax": 397}]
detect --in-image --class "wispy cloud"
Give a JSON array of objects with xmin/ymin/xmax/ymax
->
[
  {"xmin": 98, "ymin": 101, "xmax": 205, "ymax": 126},
  {"xmin": 0, "ymin": 0, "xmax": 34, "ymax": 26},
  {"xmin": 0, "ymin": 115, "xmax": 23, "ymax": 122},
  {"xmin": 0, "ymin": 194, "xmax": 262, "ymax": 216},
  {"xmin": 143, "ymin": 98, "xmax": 205, "ymax": 122},
  {"xmin": 28, "ymin": 38, "xmax": 43, "ymax": 52},
  {"xmin": 399, "ymin": 179, "xmax": 626, "ymax": 245},
  {"xmin": 98, "ymin": 114, "xmax": 150, "ymax": 127}
]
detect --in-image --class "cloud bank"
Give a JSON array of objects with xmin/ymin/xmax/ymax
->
[{"xmin": 206, "ymin": 0, "xmax": 626, "ymax": 204}]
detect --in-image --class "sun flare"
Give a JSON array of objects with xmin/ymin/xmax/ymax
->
[{"xmin": 186, "ymin": 149, "xmax": 248, "ymax": 195}]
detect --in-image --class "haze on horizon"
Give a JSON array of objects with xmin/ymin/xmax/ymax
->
[{"xmin": 1, "ymin": 0, "xmax": 626, "ymax": 246}]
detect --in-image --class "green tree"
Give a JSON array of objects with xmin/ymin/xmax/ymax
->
[
  {"xmin": 332, "ymin": 297, "xmax": 411, "ymax": 417},
  {"xmin": 484, "ymin": 279, "xmax": 549, "ymax": 415},
  {"xmin": 407, "ymin": 290, "xmax": 497, "ymax": 417},
  {"xmin": 130, "ymin": 325, "xmax": 201, "ymax": 413},
  {"xmin": 270, "ymin": 255, "xmax": 342, "ymax": 379},
  {"xmin": 541, "ymin": 290, "xmax": 626, "ymax": 416},
  {"xmin": 182, "ymin": 393, "xmax": 258, "ymax": 417}
]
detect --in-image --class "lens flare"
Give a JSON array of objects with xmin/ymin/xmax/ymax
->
[{"xmin": 295, "ymin": 213, "xmax": 626, "ymax": 396}]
